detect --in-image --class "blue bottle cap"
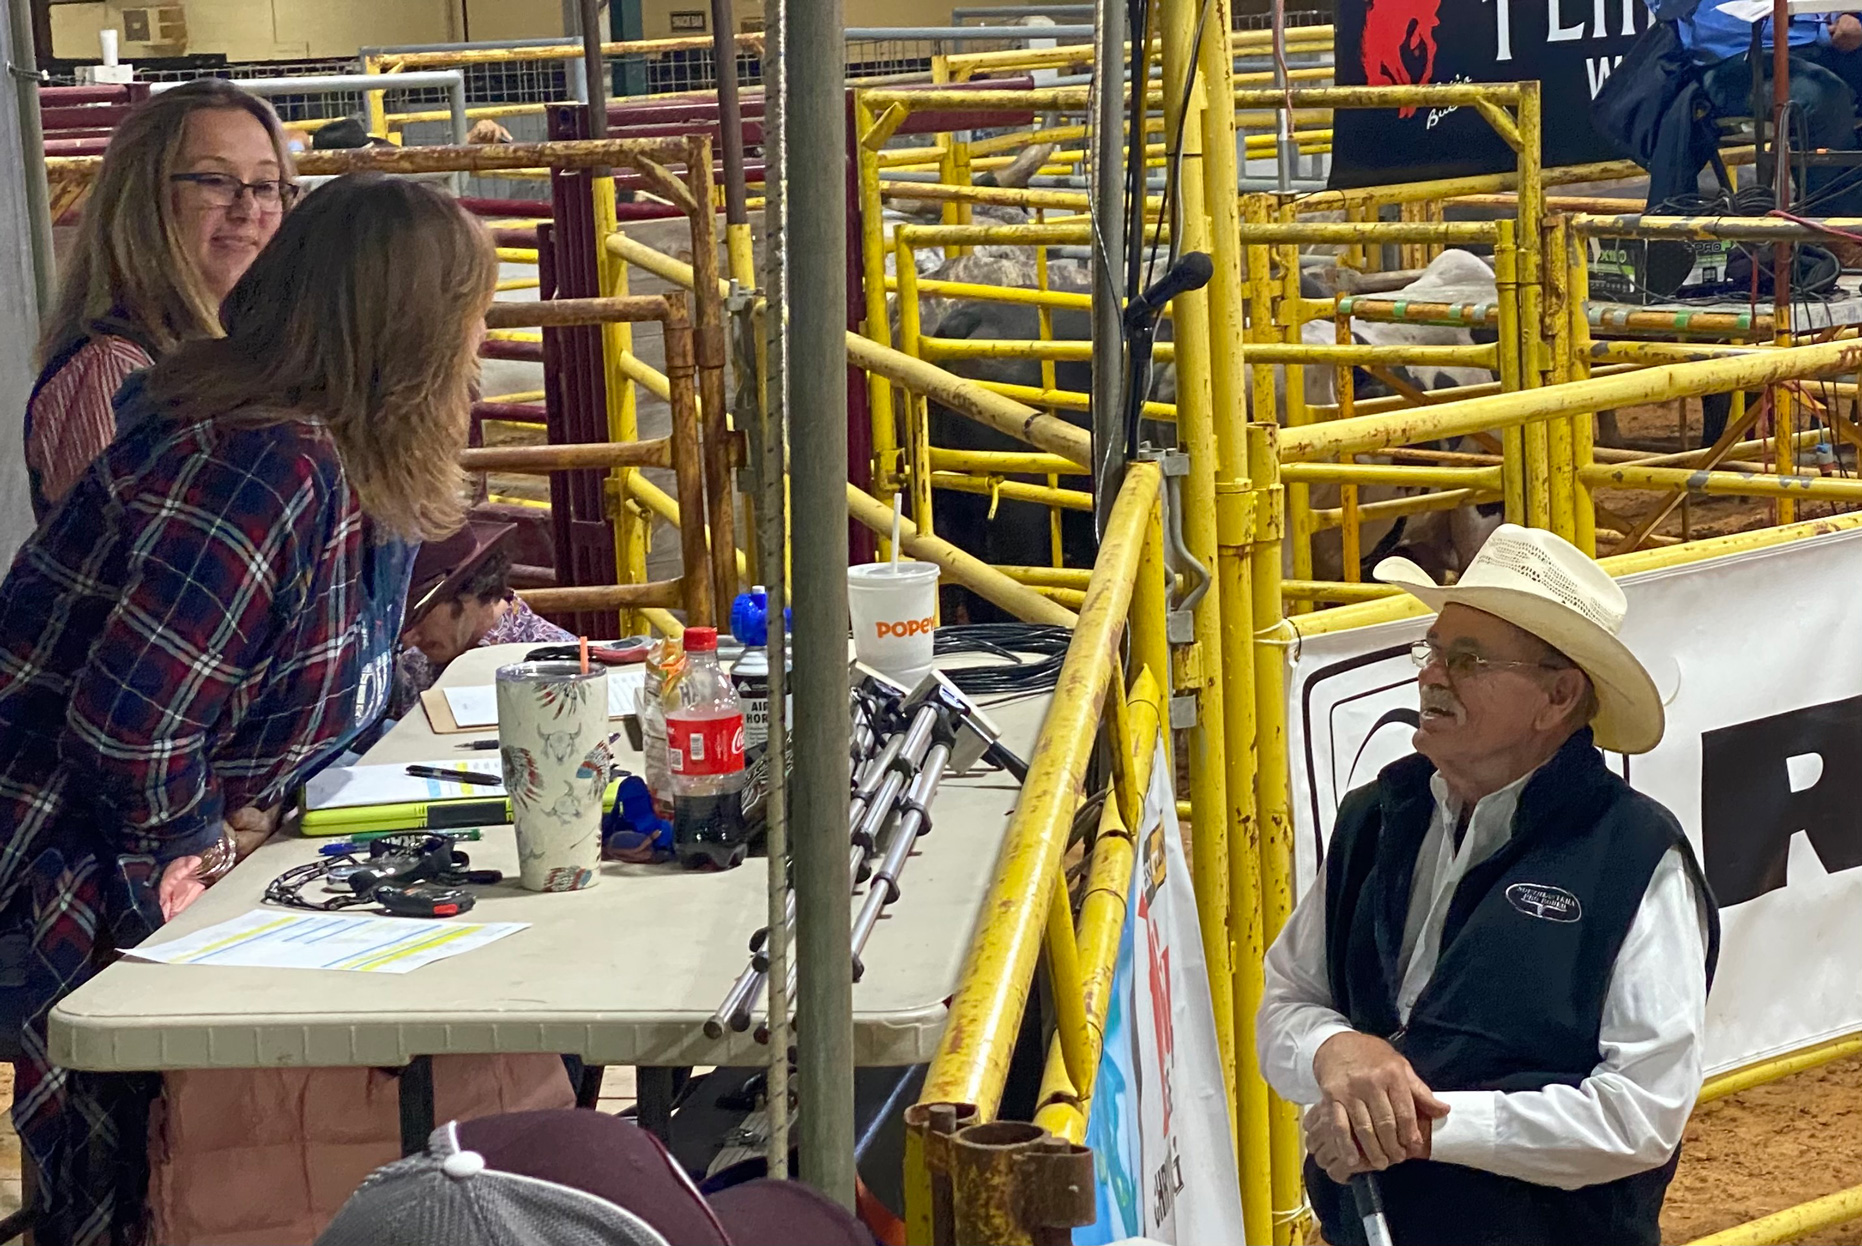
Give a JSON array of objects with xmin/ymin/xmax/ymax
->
[
  {"xmin": 730, "ymin": 587, "xmax": 769, "ymax": 647},
  {"xmin": 729, "ymin": 589, "xmax": 791, "ymax": 649}
]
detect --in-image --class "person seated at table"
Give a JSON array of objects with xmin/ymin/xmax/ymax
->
[
  {"xmin": 1679, "ymin": 3, "xmax": 1862, "ymax": 213},
  {"xmin": 0, "ymin": 174, "xmax": 570, "ymax": 1246},
  {"xmin": 389, "ymin": 519, "xmax": 573, "ymax": 722},
  {"xmin": 26, "ymin": 79, "xmax": 295, "ymax": 521}
]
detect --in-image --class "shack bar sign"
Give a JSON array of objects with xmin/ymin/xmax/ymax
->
[{"xmin": 1329, "ymin": 0, "xmax": 1652, "ymax": 187}]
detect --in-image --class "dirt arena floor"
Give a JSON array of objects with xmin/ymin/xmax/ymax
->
[{"xmin": 1665, "ymin": 1053, "xmax": 1862, "ymax": 1243}]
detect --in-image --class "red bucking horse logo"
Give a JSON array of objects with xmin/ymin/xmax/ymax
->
[{"xmin": 1361, "ymin": 0, "xmax": 1441, "ymax": 117}]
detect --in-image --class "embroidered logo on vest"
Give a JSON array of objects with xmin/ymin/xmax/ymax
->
[{"xmin": 1505, "ymin": 882, "xmax": 1583, "ymax": 923}]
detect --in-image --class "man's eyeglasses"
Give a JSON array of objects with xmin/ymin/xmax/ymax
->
[
  {"xmin": 170, "ymin": 172, "xmax": 298, "ymax": 212},
  {"xmin": 1409, "ymin": 639, "xmax": 1567, "ymax": 682}
]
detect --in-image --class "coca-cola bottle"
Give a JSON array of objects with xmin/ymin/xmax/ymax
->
[{"xmin": 666, "ymin": 626, "xmax": 749, "ymax": 870}]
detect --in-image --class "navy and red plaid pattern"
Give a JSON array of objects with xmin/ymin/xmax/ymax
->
[{"xmin": 0, "ymin": 399, "xmax": 384, "ymax": 1245}]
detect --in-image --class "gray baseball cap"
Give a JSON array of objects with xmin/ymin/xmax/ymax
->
[{"xmin": 317, "ymin": 1109, "xmax": 873, "ymax": 1246}]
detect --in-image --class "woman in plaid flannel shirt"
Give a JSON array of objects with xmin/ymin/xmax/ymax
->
[{"xmin": 0, "ymin": 176, "xmax": 499, "ymax": 1244}]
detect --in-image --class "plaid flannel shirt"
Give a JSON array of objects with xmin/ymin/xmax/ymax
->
[{"xmin": 0, "ymin": 396, "xmax": 393, "ymax": 1245}]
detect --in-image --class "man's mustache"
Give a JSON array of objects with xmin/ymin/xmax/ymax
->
[{"xmin": 1420, "ymin": 686, "xmax": 1462, "ymax": 716}]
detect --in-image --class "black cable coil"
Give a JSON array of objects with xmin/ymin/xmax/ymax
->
[{"xmin": 931, "ymin": 624, "xmax": 1071, "ymax": 695}]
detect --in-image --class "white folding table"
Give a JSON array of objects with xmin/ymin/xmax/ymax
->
[{"xmin": 49, "ymin": 642, "xmax": 1048, "ymax": 1148}]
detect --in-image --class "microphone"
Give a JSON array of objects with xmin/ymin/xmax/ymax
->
[{"xmin": 1126, "ymin": 250, "xmax": 1214, "ymax": 323}]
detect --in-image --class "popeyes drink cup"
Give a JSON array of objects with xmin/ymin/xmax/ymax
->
[
  {"xmin": 847, "ymin": 561, "xmax": 940, "ymax": 689},
  {"xmin": 495, "ymin": 661, "xmax": 612, "ymax": 892}
]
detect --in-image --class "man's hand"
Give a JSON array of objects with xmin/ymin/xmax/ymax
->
[
  {"xmin": 1833, "ymin": 13, "xmax": 1861, "ymax": 52},
  {"xmin": 1311, "ymin": 1030, "xmax": 1451, "ymax": 1173}
]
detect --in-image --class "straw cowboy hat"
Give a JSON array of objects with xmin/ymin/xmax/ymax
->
[{"xmin": 1373, "ymin": 524, "xmax": 1664, "ymax": 755}]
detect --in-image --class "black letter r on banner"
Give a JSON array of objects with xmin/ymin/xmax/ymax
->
[{"xmin": 1700, "ymin": 695, "xmax": 1862, "ymax": 907}]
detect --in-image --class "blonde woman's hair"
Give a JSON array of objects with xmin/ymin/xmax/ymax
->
[
  {"xmin": 141, "ymin": 174, "xmax": 498, "ymax": 542},
  {"xmin": 40, "ymin": 79, "xmax": 294, "ymax": 364}
]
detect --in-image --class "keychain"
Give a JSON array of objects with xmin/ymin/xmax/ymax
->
[{"xmin": 266, "ymin": 835, "xmax": 500, "ymax": 918}]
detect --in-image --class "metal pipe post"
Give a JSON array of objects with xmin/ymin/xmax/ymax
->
[
  {"xmin": 791, "ymin": 0, "xmax": 857, "ymax": 1204},
  {"xmin": 710, "ymin": 0, "xmax": 755, "ymax": 285},
  {"xmin": 1087, "ymin": 0, "xmax": 1125, "ymax": 533},
  {"xmin": 580, "ymin": 0, "xmax": 609, "ymax": 137},
  {"xmin": 760, "ymin": 0, "xmax": 791, "ymax": 1177},
  {"xmin": 1158, "ymin": 0, "xmax": 1238, "ymax": 1130},
  {"xmin": 5, "ymin": 0, "xmax": 52, "ymax": 315}
]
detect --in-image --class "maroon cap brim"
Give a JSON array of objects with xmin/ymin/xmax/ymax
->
[{"xmin": 708, "ymin": 1180, "xmax": 876, "ymax": 1246}]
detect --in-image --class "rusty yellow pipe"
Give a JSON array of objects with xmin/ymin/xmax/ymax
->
[
  {"xmin": 1282, "ymin": 579, "xmax": 1406, "ymax": 603},
  {"xmin": 1236, "ymin": 220, "xmax": 1500, "ymax": 244},
  {"xmin": 1278, "ymin": 338, "xmax": 1862, "ymax": 463},
  {"xmin": 1247, "ymin": 423, "xmax": 1303, "ymax": 1243},
  {"xmin": 1032, "ymin": 667, "xmax": 1163, "ymax": 1144},
  {"xmin": 1688, "ymin": 1183, "xmax": 1862, "ymax": 1245},
  {"xmin": 896, "ymin": 235, "xmax": 934, "ymax": 561},
  {"xmin": 1591, "ymin": 340, "xmax": 1763, "ymax": 363},
  {"xmin": 622, "ymin": 471, "xmax": 752, "ymax": 581},
  {"xmin": 921, "ymin": 336, "xmax": 1495, "ymax": 369},
  {"xmin": 1292, "ymin": 509, "xmax": 1862, "ymax": 638},
  {"xmin": 845, "ymin": 485, "xmax": 1078, "ymax": 628},
  {"xmin": 928, "ymin": 448, "xmax": 1088, "ymax": 476},
  {"xmin": 930, "ymin": 472, "xmax": 1094, "ymax": 511},
  {"xmin": 975, "ymin": 379, "xmax": 1178, "ymax": 422},
  {"xmin": 1158, "ymin": 0, "xmax": 1238, "ymax": 1147},
  {"xmin": 1568, "ymin": 229, "xmax": 1598, "ymax": 556},
  {"xmin": 1700, "ymin": 1030, "xmax": 1862, "ymax": 1105},
  {"xmin": 940, "ymin": 25, "xmax": 1334, "ymax": 77},
  {"xmin": 1573, "ymin": 212, "xmax": 1862, "ymax": 239},
  {"xmin": 1131, "ymin": 496, "xmax": 1173, "ymax": 781},
  {"xmin": 851, "ymin": 337, "xmax": 1093, "ymax": 466},
  {"xmin": 854, "ymin": 94, "xmax": 902, "ymax": 500},
  {"xmin": 998, "ymin": 565, "xmax": 1092, "ymax": 588},
  {"xmin": 920, "ymin": 463, "xmax": 1159, "ymax": 1115},
  {"xmin": 885, "ymin": 276, "xmax": 1096, "ymax": 314},
  {"xmin": 1308, "ymin": 488, "xmax": 1500, "ymax": 528},
  {"xmin": 1279, "ymin": 462, "xmax": 1504, "ymax": 490},
  {"xmin": 1044, "ymin": 866, "xmax": 1092, "ymax": 1097},
  {"xmin": 1579, "ymin": 462, "xmax": 1862, "ymax": 502}
]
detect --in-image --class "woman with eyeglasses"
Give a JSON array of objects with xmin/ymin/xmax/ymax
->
[{"xmin": 26, "ymin": 79, "xmax": 295, "ymax": 520}]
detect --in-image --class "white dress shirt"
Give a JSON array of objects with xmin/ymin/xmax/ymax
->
[{"xmin": 1258, "ymin": 766, "xmax": 1711, "ymax": 1190}]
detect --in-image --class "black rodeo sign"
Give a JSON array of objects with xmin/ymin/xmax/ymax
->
[{"xmin": 1330, "ymin": 0, "xmax": 1652, "ymax": 188}]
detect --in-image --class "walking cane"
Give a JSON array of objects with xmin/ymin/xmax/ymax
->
[{"xmin": 1350, "ymin": 1173, "xmax": 1394, "ymax": 1246}]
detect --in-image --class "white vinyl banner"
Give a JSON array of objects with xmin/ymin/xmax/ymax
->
[
  {"xmin": 1286, "ymin": 526, "xmax": 1862, "ymax": 1076},
  {"xmin": 1079, "ymin": 741, "xmax": 1246, "ymax": 1243}
]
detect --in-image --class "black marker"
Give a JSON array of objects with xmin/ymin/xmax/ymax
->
[{"xmin": 405, "ymin": 764, "xmax": 503, "ymax": 787}]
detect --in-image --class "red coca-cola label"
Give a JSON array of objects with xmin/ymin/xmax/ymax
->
[{"xmin": 668, "ymin": 714, "xmax": 746, "ymax": 776}]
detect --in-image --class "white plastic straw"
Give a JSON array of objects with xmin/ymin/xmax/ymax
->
[{"xmin": 891, "ymin": 491, "xmax": 902, "ymax": 571}]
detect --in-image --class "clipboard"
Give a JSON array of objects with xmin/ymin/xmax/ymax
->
[
  {"xmin": 419, "ymin": 685, "xmax": 479, "ymax": 735},
  {"xmin": 419, "ymin": 671, "xmax": 646, "ymax": 735}
]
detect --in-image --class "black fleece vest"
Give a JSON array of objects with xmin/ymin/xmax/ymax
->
[{"xmin": 1307, "ymin": 730, "xmax": 1719, "ymax": 1246}]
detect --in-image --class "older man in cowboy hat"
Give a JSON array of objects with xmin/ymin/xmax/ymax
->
[{"xmin": 1258, "ymin": 525, "xmax": 1719, "ymax": 1246}]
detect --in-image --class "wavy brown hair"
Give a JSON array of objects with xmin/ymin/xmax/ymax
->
[
  {"xmin": 40, "ymin": 79, "xmax": 293, "ymax": 364},
  {"xmin": 140, "ymin": 174, "xmax": 498, "ymax": 542}
]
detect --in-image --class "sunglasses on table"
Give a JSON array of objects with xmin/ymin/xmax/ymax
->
[{"xmin": 170, "ymin": 172, "xmax": 299, "ymax": 211}]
